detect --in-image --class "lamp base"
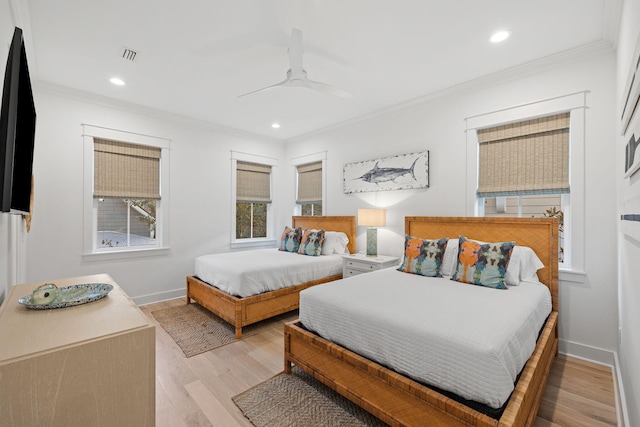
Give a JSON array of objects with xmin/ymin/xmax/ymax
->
[{"xmin": 366, "ymin": 228, "xmax": 377, "ymax": 257}]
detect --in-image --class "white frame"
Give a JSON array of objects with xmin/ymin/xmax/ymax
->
[
  {"xmin": 291, "ymin": 151, "xmax": 327, "ymax": 216},
  {"xmin": 230, "ymin": 151, "xmax": 278, "ymax": 249},
  {"xmin": 465, "ymin": 91, "xmax": 587, "ymax": 274},
  {"xmin": 82, "ymin": 124, "xmax": 170, "ymax": 260}
]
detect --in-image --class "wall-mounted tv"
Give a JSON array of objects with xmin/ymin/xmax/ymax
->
[{"xmin": 0, "ymin": 27, "xmax": 36, "ymax": 214}]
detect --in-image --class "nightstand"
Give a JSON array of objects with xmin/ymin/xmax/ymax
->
[{"xmin": 342, "ymin": 253, "xmax": 400, "ymax": 278}]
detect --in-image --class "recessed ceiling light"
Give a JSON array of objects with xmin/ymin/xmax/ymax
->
[
  {"xmin": 490, "ymin": 30, "xmax": 510, "ymax": 43},
  {"xmin": 110, "ymin": 77, "xmax": 126, "ymax": 86},
  {"xmin": 271, "ymin": 123, "xmax": 281, "ymax": 129}
]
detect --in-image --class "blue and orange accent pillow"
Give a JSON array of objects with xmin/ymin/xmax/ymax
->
[
  {"xmin": 279, "ymin": 226, "xmax": 301, "ymax": 253},
  {"xmin": 451, "ymin": 236, "xmax": 515, "ymax": 289},
  {"xmin": 397, "ymin": 236, "xmax": 449, "ymax": 277},
  {"xmin": 298, "ymin": 229, "xmax": 325, "ymax": 256}
]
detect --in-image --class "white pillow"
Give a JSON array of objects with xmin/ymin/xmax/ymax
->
[
  {"xmin": 321, "ymin": 231, "xmax": 350, "ymax": 255},
  {"xmin": 441, "ymin": 238, "xmax": 544, "ymax": 285},
  {"xmin": 507, "ymin": 246, "xmax": 545, "ymax": 284},
  {"xmin": 441, "ymin": 241, "xmax": 458, "ymax": 276}
]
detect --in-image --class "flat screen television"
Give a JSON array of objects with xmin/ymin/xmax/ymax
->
[{"xmin": 0, "ymin": 27, "xmax": 36, "ymax": 214}]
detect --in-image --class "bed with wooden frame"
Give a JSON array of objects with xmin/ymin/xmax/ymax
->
[
  {"xmin": 186, "ymin": 216, "xmax": 356, "ymax": 338},
  {"xmin": 285, "ymin": 216, "xmax": 559, "ymax": 427}
]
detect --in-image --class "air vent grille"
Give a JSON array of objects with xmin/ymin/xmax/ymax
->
[{"xmin": 121, "ymin": 48, "xmax": 138, "ymax": 61}]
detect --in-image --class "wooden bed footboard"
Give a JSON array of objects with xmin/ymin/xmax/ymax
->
[
  {"xmin": 284, "ymin": 312, "xmax": 558, "ymax": 427},
  {"xmin": 186, "ymin": 274, "xmax": 341, "ymax": 338}
]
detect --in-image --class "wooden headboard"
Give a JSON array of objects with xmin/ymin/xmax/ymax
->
[
  {"xmin": 405, "ymin": 216, "xmax": 559, "ymax": 312},
  {"xmin": 293, "ymin": 216, "xmax": 357, "ymax": 254}
]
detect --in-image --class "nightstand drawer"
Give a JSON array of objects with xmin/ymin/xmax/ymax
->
[
  {"xmin": 343, "ymin": 268, "xmax": 368, "ymax": 277},
  {"xmin": 344, "ymin": 259, "xmax": 378, "ymax": 271}
]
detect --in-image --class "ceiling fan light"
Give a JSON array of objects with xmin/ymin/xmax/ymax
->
[{"xmin": 490, "ymin": 30, "xmax": 510, "ymax": 43}]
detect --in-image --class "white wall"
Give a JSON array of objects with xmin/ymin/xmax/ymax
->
[
  {"xmin": 23, "ymin": 87, "xmax": 284, "ymax": 303},
  {"xmin": 616, "ymin": 0, "xmax": 640, "ymax": 424},
  {"xmin": 284, "ymin": 48, "xmax": 619, "ymax": 363}
]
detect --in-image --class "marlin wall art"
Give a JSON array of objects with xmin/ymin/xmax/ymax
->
[{"xmin": 343, "ymin": 150, "xmax": 429, "ymax": 193}]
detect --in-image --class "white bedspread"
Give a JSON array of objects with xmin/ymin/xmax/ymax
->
[
  {"xmin": 299, "ymin": 268, "xmax": 552, "ymax": 409},
  {"xmin": 194, "ymin": 249, "xmax": 343, "ymax": 298}
]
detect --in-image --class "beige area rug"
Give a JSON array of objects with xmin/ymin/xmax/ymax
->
[
  {"xmin": 233, "ymin": 367, "xmax": 389, "ymax": 427},
  {"xmin": 151, "ymin": 303, "xmax": 289, "ymax": 357}
]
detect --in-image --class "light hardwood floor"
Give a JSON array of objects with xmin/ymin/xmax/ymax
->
[{"xmin": 141, "ymin": 299, "xmax": 618, "ymax": 427}]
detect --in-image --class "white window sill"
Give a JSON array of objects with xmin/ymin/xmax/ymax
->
[
  {"xmin": 82, "ymin": 247, "xmax": 171, "ymax": 262},
  {"xmin": 559, "ymin": 268, "xmax": 586, "ymax": 283},
  {"xmin": 230, "ymin": 239, "xmax": 277, "ymax": 250}
]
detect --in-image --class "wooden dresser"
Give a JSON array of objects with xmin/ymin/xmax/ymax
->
[{"xmin": 0, "ymin": 274, "xmax": 155, "ymax": 427}]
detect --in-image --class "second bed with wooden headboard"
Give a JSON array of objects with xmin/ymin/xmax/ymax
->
[
  {"xmin": 285, "ymin": 216, "xmax": 559, "ymax": 427},
  {"xmin": 186, "ymin": 216, "xmax": 356, "ymax": 338}
]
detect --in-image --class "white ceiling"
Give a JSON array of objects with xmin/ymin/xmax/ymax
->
[{"xmin": 20, "ymin": 0, "xmax": 619, "ymax": 140}]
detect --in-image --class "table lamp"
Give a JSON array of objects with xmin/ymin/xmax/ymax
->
[{"xmin": 357, "ymin": 208, "xmax": 386, "ymax": 256}]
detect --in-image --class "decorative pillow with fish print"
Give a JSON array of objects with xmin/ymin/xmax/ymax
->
[
  {"xmin": 397, "ymin": 235, "xmax": 449, "ymax": 277},
  {"xmin": 451, "ymin": 236, "xmax": 515, "ymax": 289},
  {"xmin": 298, "ymin": 229, "xmax": 325, "ymax": 256},
  {"xmin": 279, "ymin": 226, "xmax": 302, "ymax": 253}
]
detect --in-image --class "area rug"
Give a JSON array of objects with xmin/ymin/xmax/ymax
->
[
  {"xmin": 151, "ymin": 303, "xmax": 287, "ymax": 357},
  {"xmin": 233, "ymin": 367, "xmax": 389, "ymax": 427}
]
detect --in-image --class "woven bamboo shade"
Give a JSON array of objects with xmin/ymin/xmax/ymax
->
[
  {"xmin": 477, "ymin": 113, "xmax": 570, "ymax": 197},
  {"xmin": 237, "ymin": 161, "xmax": 271, "ymax": 203},
  {"xmin": 94, "ymin": 138, "xmax": 161, "ymax": 199},
  {"xmin": 296, "ymin": 161, "xmax": 322, "ymax": 203}
]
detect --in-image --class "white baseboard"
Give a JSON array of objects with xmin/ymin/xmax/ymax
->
[
  {"xmin": 613, "ymin": 352, "xmax": 631, "ymax": 427},
  {"xmin": 559, "ymin": 339, "xmax": 629, "ymax": 427},
  {"xmin": 133, "ymin": 288, "xmax": 185, "ymax": 306},
  {"xmin": 558, "ymin": 338, "xmax": 615, "ymax": 366}
]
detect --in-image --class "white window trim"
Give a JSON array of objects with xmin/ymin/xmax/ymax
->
[
  {"xmin": 291, "ymin": 151, "xmax": 327, "ymax": 216},
  {"xmin": 82, "ymin": 124, "xmax": 171, "ymax": 260},
  {"xmin": 230, "ymin": 151, "xmax": 278, "ymax": 249},
  {"xmin": 464, "ymin": 91, "xmax": 587, "ymax": 275}
]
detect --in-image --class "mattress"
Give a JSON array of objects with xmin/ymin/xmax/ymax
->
[
  {"xmin": 194, "ymin": 249, "xmax": 343, "ymax": 298},
  {"xmin": 299, "ymin": 268, "xmax": 552, "ymax": 409}
]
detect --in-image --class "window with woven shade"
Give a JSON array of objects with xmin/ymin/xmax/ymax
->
[
  {"xmin": 297, "ymin": 161, "xmax": 322, "ymax": 216},
  {"xmin": 236, "ymin": 161, "xmax": 271, "ymax": 239},
  {"xmin": 93, "ymin": 138, "xmax": 162, "ymax": 250},
  {"xmin": 477, "ymin": 112, "xmax": 569, "ymax": 264},
  {"xmin": 477, "ymin": 112, "xmax": 570, "ymax": 197}
]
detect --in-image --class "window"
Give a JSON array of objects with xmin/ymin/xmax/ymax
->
[
  {"xmin": 476, "ymin": 113, "xmax": 570, "ymax": 266},
  {"xmin": 297, "ymin": 161, "xmax": 323, "ymax": 216},
  {"xmin": 465, "ymin": 92, "xmax": 587, "ymax": 274},
  {"xmin": 94, "ymin": 139, "xmax": 160, "ymax": 249},
  {"xmin": 83, "ymin": 125, "xmax": 170, "ymax": 258},
  {"xmin": 235, "ymin": 161, "xmax": 271, "ymax": 239}
]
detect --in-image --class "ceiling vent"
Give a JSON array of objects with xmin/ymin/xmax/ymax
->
[{"xmin": 121, "ymin": 47, "xmax": 138, "ymax": 62}]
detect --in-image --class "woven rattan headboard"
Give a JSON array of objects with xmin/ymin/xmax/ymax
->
[
  {"xmin": 405, "ymin": 216, "xmax": 559, "ymax": 312},
  {"xmin": 293, "ymin": 216, "xmax": 357, "ymax": 254}
]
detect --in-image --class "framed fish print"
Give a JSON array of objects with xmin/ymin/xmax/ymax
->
[{"xmin": 343, "ymin": 150, "xmax": 429, "ymax": 193}]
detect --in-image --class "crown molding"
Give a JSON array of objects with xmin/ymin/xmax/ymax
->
[
  {"xmin": 34, "ymin": 81, "xmax": 283, "ymax": 144},
  {"xmin": 286, "ymin": 40, "xmax": 614, "ymax": 143}
]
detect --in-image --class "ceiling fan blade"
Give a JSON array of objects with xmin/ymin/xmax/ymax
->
[
  {"xmin": 288, "ymin": 28, "xmax": 304, "ymax": 74},
  {"xmin": 306, "ymin": 79, "xmax": 353, "ymax": 99},
  {"xmin": 238, "ymin": 27, "xmax": 352, "ymax": 99},
  {"xmin": 237, "ymin": 77, "xmax": 290, "ymax": 98}
]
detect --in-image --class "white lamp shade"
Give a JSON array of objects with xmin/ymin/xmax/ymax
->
[{"xmin": 358, "ymin": 209, "xmax": 386, "ymax": 227}]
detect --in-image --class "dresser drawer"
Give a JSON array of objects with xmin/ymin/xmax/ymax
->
[{"xmin": 344, "ymin": 259, "xmax": 378, "ymax": 271}]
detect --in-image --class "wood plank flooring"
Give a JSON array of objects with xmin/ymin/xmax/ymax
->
[{"xmin": 141, "ymin": 299, "xmax": 618, "ymax": 427}]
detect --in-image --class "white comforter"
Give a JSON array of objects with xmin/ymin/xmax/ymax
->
[
  {"xmin": 299, "ymin": 268, "xmax": 552, "ymax": 409},
  {"xmin": 194, "ymin": 249, "xmax": 343, "ymax": 298}
]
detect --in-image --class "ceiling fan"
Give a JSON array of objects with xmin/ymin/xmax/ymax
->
[{"xmin": 238, "ymin": 28, "xmax": 352, "ymax": 99}]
